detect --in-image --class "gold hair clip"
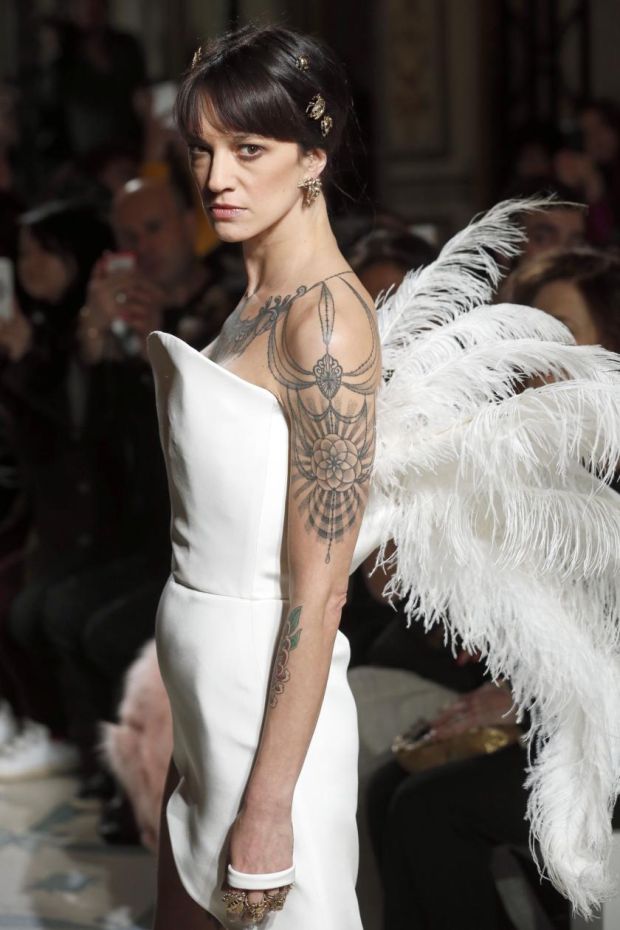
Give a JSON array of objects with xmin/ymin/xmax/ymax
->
[
  {"xmin": 306, "ymin": 94, "xmax": 326, "ymax": 120},
  {"xmin": 191, "ymin": 45, "xmax": 203, "ymax": 69},
  {"xmin": 305, "ymin": 94, "xmax": 333, "ymax": 137},
  {"xmin": 295, "ymin": 55, "xmax": 310, "ymax": 71}
]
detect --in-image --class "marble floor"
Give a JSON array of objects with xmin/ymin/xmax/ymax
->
[{"xmin": 0, "ymin": 775, "xmax": 155, "ymax": 929}]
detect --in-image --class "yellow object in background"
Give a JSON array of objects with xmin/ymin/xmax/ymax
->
[{"xmin": 141, "ymin": 160, "xmax": 219, "ymax": 257}]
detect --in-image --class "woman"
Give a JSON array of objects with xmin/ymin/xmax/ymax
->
[
  {"xmin": 149, "ymin": 24, "xmax": 620, "ymax": 930},
  {"xmin": 505, "ymin": 245, "xmax": 620, "ymax": 351},
  {"xmin": 148, "ymin": 24, "xmax": 380, "ymax": 930}
]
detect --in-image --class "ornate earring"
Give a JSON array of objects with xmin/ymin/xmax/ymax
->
[{"xmin": 297, "ymin": 176, "xmax": 322, "ymax": 206}]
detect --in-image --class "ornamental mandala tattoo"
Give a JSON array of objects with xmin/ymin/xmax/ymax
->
[
  {"xmin": 211, "ymin": 271, "xmax": 378, "ymax": 563},
  {"xmin": 269, "ymin": 606, "xmax": 303, "ymax": 708}
]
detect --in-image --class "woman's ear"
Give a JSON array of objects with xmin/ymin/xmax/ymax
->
[{"xmin": 302, "ymin": 147, "xmax": 328, "ymax": 179}]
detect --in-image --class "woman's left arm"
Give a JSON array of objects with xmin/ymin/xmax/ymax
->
[{"xmin": 228, "ymin": 278, "xmax": 380, "ymax": 876}]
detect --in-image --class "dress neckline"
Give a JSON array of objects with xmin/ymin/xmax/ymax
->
[{"xmin": 150, "ymin": 330, "xmax": 285, "ymax": 414}]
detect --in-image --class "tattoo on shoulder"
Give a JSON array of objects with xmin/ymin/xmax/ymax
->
[
  {"xmin": 212, "ymin": 272, "xmax": 379, "ymax": 563},
  {"xmin": 269, "ymin": 605, "xmax": 303, "ymax": 708}
]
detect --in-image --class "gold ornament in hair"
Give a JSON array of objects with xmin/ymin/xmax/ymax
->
[
  {"xmin": 306, "ymin": 94, "xmax": 326, "ymax": 120},
  {"xmin": 191, "ymin": 45, "xmax": 204, "ymax": 69},
  {"xmin": 305, "ymin": 93, "xmax": 333, "ymax": 137},
  {"xmin": 295, "ymin": 55, "xmax": 310, "ymax": 71}
]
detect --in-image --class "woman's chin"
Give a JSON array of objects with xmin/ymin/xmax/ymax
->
[{"xmin": 210, "ymin": 224, "xmax": 249, "ymax": 244}]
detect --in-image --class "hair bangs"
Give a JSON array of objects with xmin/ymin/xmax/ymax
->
[{"xmin": 176, "ymin": 60, "xmax": 303, "ymax": 145}]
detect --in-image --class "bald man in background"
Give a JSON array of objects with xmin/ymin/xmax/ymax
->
[{"xmin": 79, "ymin": 176, "xmax": 241, "ymax": 363}]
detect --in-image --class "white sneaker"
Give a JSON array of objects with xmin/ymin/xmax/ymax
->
[
  {"xmin": 0, "ymin": 701, "xmax": 18, "ymax": 745},
  {"xmin": 0, "ymin": 721, "xmax": 80, "ymax": 780}
]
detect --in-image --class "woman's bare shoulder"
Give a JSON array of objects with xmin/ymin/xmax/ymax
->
[{"xmin": 284, "ymin": 269, "xmax": 378, "ymax": 370}]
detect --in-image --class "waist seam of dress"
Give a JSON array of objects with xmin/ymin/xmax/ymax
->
[{"xmin": 169, "ymin": 572, "xmax": 289, "ymax": 603}]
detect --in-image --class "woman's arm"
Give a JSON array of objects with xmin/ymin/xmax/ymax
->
[{"xmin": 228, "ymin": 275, "xmax": 380, "ymax": 875}]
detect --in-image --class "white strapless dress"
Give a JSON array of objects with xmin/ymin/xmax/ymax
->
[{"xmin": 148, "ymin": 330, "xmax": 372, "ymax": 929}]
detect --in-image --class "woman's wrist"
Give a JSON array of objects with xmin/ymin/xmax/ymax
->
[{"xmin": 243, "ymin": 782, "xmax": 294, "ymax": 819}]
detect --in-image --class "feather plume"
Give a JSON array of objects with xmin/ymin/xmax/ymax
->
[{"xmin": 356, "ymin": 197, "xmax": 620, "ymax": 916}]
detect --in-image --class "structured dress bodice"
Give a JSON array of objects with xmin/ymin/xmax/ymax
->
[
  {"xmin": 148, "ymin": 331, "xmax": 382, "ymax": 592},
  {"xmin": 149, "ymin": 330, "xmax": 291, "ymax": 599}
]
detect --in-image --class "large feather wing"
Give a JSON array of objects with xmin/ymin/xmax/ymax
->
[{"xmin": 352, "ymin": 199, "xmax": 620, "ymax": 916}]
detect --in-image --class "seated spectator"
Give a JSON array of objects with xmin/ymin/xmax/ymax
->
[
  {"xmin": 508, "ymin": 123, "xmax": 563, "ymax": 183},
  {"xmin": 0, "ymin": 200, "xmax": 113, "ymax": 773},
  {"xmin": 0, "ymin": 201, "xmax": 172, "ymax": 816},
  {"xmin": 578, "ymin": 98, "xmax": 620, "ymax": 239},
  {"xmin": 505, "ymin": 178, "xmax": 587, "ymax": 262},
  {"xmin": 78, "ymin": 176, "xmax": 241, "ymax": 365},
  {"xmin": 348, "ymin": 223, "xmax": 437, "ymax": 311},
  {"xmin": 505, "ymin": 245, "xmax": 620, "ymax": 353},
  {"xmin": 367, "ymin": 245, "xmax": 620, "ymax": 930}
]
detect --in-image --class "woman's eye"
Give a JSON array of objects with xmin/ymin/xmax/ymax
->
[
  {"xmin": 188, "ymin": 145, "xmax": 210, "ymax": 158},
  {"xmin": 239, "ymin": 144, "xmax": 263, "ymax": 158}
]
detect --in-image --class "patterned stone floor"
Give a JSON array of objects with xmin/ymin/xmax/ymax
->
[{"xmin": 0, "ymin": 775, "xmax": 155, "ymax": 929}]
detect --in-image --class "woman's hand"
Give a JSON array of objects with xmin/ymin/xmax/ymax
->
[
  {"xmin": 120, "ymin": 278, "xmax": 165, "ymax": 342},
  {"xmin": 429, "ymin": 681, "xmax": 518, "ymax": 740},
  {"xmin": 227, "ymin": 804, "xmax": 294, "ymax": 909},
  {"xmin": 0, "ymin": 300, "xmax": 33, "ymax": 362}
]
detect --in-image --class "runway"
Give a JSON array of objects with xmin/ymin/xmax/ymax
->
[{"xmin": 0, "ymin": 775, "xmax": 154, "ymax": 929}]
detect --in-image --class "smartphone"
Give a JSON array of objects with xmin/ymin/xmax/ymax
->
[
  {"xmin": 102, "ymin": 252, "xmax": 141, "ymax": 355},
  {"xmin": 103, "ymin": 251, "xmax": 136, "ymax": 275},
  {"xmin": 0, "ymin": 258, "xmax": 14, "ymax": 322},
  {"xmin": 150, "ymin": 80, "xmax": 178, "ymax": 130}
]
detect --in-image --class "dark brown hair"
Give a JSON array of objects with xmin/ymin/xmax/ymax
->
[
  {"xmin": 348, "ymin": 226, "xmax": 437, "ymax": 276},
  {"xmin": 506, "ymin": 247, "xmax": 620, "ymax": 352},
  {"xmin": 175, "ymin": 24, "xmax": 351, "ymax": 186}
]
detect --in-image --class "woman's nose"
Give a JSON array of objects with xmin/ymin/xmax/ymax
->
[{"xmin": 206, "ymin": 152, "xmax": 234, "ymax": 193}]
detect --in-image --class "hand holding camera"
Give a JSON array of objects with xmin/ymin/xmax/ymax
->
[
  {"xmin": 80, "ymin": 252, "xmax": 166, "ymax": 361},
  {"xmin": 0, "ymin": 258, "xmax": 32, "ymax": 363}
]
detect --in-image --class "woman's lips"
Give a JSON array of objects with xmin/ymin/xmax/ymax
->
[{"xmin": 209, "ymin": 205, "xmax": 246, "ymax": 221}]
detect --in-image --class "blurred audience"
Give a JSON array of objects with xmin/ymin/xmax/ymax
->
[
  {"xmin": 0, "ymin": 179, "xmax": 239, "ymax": 841},
  {"xmin": 50, "ymin": 0, "xmax": 146, "ymax": 158},
  {"xmin": 578, "ymin": 99, "xmax": 620, "ymax": 233},
  {"xmin": 503, "ymin": 179, "xmax": 587, "ymax": 265},
  {"xmin": 0, "ymin": 200, "xmax": 114, "ymax": 775},
  {"xmin": 79, "ymin": 176, "xmax": 240, "ymax": 360},
  {"xmin": 505, "ymin": 246, "xmax": 620, "ymax": 354},
  {"xmin": 508, "ymin": 123, "xmax": 563, "ymax": 183}
]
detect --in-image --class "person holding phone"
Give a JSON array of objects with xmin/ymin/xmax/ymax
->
[
  {"xmin": 78, "ymin": 174, "xmax": 241, "ymax": 366},
  {"xmin": 0, "ymin": 200, "xmax": 170, "ymax": 811},
  {"xmin": 0, "ymin": 200, "xmax": 112, "ymax": 776}
]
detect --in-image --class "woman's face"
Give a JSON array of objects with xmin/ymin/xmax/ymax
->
[
  {"xmin": 533, "ymin": 279, "xmax": 601, "ymax": 346},
  {"xmin": 18, "ymin": 228, "xmax": 76, "ymax": 304},
  {"xmin": 186, "ymin": 103, "xmax": 322, "ymax": 244}
]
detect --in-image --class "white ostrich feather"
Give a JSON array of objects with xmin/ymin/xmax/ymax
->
[{"xmin": 359, "ymin": 198, "xmax": 620, "ymax": 916}]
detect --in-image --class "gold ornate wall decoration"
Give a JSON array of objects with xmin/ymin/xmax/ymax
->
[{"xmin": 383, "ymin": 0, "xmax": 449, "ymax": 156}]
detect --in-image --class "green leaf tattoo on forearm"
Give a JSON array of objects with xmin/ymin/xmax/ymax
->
[{"xmin": 269, "ymin": 606, "xmax": 303, "ymax": 708}]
